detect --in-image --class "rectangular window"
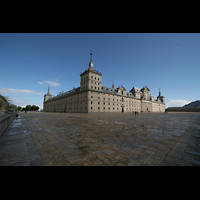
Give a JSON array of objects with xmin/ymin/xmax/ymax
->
[
  {"xmin": 103, "ymin": 102, "xmax": 105, "ymax": 105},
  {"xmin": 91, "ymin": 96, "xmax": 93, "ymax": 98},
  {"xmin": 108, "ymin": 107, "xmax": 110, "ymax": 110},
  {"xmin": 98, "ymin": 107, "xmax": 100, "ymax": 110},
  {"xmin": 98, "ymin": 102, "xmax": 100, "ymax": 104},
  {"xmin": 91, "ymin": 76, "xmax": 93, "ymax": 79},
  {"xmin": 108, "ymin": 98, "xmax": 110, "ymax": 100},
  {"xmin": 91, "ymin": 107, "xmax": 93, "ymax": 110},
  {"xmin": 98, "ymin": 97, "xmax": 100, "ymax": 99},
  {"xmin": 91, "ymin": 86, "xmax": 93, "ymax": 89},
  {"xmin": 103, "ymin": 107, "xmax": 105, "ymax": 110},
  {"xmin": 103, "ymin": 97, "xmax": 105, "ymax": 100},
  {"xmin": 91, "ymin": 101, "xmax": 93, "ymax": 104}
]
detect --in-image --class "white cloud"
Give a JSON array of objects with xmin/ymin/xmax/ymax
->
[
  {"xmin": 38, "ymin": 82, "xmax": 44, "ymax": 85},
  {"xmin": 0, "ymin": 87, "xmax": 45, "ymax": 95},
  {"xmin": 6, "ymin": 95, "xmax": 43, "ymax": 110},
  {"xmin": 38, "ymin": 77, "xmax": 62, "ymax": 87},
  {"xmin": 166, "ymin": 99, "xmax": 191, "ymax": 108},
  {"xmin": 44, "ymin": 81, "xmax": 61, "ymax": 87}
]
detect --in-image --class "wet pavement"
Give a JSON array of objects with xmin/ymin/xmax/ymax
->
[{"xmin": 0, "ymin": 112, "xmax": 200, "ymax": 166}]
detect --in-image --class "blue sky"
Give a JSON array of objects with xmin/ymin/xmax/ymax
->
[{"xmin": 0, "ymin": 33, "xmax": 199, "ymax": 110}]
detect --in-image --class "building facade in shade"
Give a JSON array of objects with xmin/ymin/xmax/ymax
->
[{"xmin": 43, "ymin": 52, "xmax": 165, "ymax": 113}]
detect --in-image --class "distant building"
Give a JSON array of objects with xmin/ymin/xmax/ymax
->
[{"xmin": 43, "ymin": 52, "xmax": 165, "ymax": 113}]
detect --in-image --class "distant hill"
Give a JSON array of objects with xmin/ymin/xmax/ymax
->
[{"xmin": 182, "ymin": 100, "xmax": 200, "ymax": 108}]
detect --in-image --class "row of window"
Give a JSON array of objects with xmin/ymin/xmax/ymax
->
[
  {"xmin": 46, "ymin": 107, "xmax": 88, "ymax": 111},
  {"xmin": 91, "ymin": 76, "xmax": 100, "ymax": 80},
  {"xmin": 90, "ymin": 96, "xmax": 140, "ymax": 103},
  {"xmin": 82, "ymin": 81, "xmax": 101, "ymax": 85},
  {"xmin": 90, "ymin": 107, "xmax": 140, "ymax": 111},
  {"xmin": 90, "ymin": 101, "xmax": 140, "ymax": 106},
  {"xmin": 82, "ymin": 76, "xmax": 100, "ymax": 81},
  {"xmin": 91, "ymin": 86, "xmax": 100, "ymax": 90},
  {"xmin": 91, "ymin": 107, "xmax": 118, "ymax": 110}
]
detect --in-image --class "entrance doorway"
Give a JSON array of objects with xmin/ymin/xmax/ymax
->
[{"xmin": 122, "ymin": 107, "xmax": 124, "ymax": 112}]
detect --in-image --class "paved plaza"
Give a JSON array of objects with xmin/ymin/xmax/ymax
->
[{"xmin": 0, "ymin": 112, "xmax": 200, "ymax": 166}]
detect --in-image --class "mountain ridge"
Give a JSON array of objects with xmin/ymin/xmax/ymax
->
[{"xmin": 182, "ymin": 100, "xmax": 200, "ymax": 108}]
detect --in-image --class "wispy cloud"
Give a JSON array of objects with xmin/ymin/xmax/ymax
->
[
  {"xmin": 38, "ymin": 80, "xmax": 61, "ymax": 87},
  {"xmin": 0, "ymin": 87, "xmax": 45, "ymax": 95},
  {"xmin": 166, "ymin": 99, "xmax": 191, "ymax": 108},
  {"xmin": 44, "ymin": 81, "xmax": 61, "ymax": 87},
  {"xmin": 38, "ymin": 81, "xmax": 44, "ymax": 85},
  {"xmin": 12, "ymin": 97, "xmax": 43, "ymax": 109}
]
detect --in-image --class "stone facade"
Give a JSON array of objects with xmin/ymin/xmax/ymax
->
[{"xmin": 43, "ymin": 53, "xmax": 165, "ymax": 113}]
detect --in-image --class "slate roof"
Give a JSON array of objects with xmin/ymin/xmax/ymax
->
[
  {"xmin": 46, "ymin": 87, "xmax": 80, "ymax": 102},
  {"xmin": 101, "ymin": 86, "xmax": 136, "ymax": 98}
]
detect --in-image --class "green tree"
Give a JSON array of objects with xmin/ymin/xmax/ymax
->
[
  {"xmin": 31, "ymin": 105, "xmax": 37, "ymax": 111},
  {"xmin": 17, "ymin": 106, "xmax": 22, "ymax": 111},
  {"xmin": 26, "ymin": 105, "xmax": 32, "ymax": 111}
]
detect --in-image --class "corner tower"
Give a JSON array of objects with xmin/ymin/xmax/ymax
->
[
  {"xmin": 80, "ymin": 51, "xmax": 102, "ymax": 92},
  {"xmin": 44, "ymin": 86, "xmax": 52, "ymax": 103},
  {"xmin": 157, "ymin": 88, "xmax": 165, "ymax": 103}
]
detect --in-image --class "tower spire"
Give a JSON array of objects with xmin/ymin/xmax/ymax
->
[
  {"xmin": 159, "ymin": 88, "xmax": 161, "ymax": 96},
  {"xmin": 112, "ymin": 81, "xmax": 115, "ymax": 89},
  {"xmin": 90, "ymin": 49, "xmax": 92, "ymax": 62},
  {"xmin": 89, "ymin": 50, "xmax": 94, "ymax": 69},
  {"xmin": 48, "ymin": 85, "xmax": 50, "ymax": 94}
]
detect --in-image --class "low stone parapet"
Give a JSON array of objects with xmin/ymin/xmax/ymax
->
[{"xmin": 0, "ymin": 112, "xmax": 16, "ymax": 138}]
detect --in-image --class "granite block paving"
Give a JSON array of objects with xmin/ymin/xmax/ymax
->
[{"xmin": 0, "ymin": 112, "xmax": 200, "ymax": 166}]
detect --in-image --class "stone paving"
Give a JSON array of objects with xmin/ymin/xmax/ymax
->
[{"xmin": 0, "ymin": 112, "xmax": 200, "ymax": 166}]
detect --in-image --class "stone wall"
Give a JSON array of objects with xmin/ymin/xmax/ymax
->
[{"xmin": 0, "ymin": 112, "xmax": 16, "ymax": 138}]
